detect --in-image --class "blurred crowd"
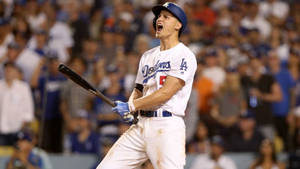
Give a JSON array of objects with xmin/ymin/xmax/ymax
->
[{"xmin": 0, "ymin": 0, "xmax": 299, "ymax": 168}]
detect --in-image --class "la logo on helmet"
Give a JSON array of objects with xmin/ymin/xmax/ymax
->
[
  {"xmin": 163, "ymin": 2, "xmax": 179, "ymax": 8},
  {"xmin": 163, "ymin": 2, "xmax": 170, "ymax": 7}
]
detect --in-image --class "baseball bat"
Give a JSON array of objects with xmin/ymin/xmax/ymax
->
[{"xmin": 58, "ymin": 64, "xmax": 116, "ymax": 107}]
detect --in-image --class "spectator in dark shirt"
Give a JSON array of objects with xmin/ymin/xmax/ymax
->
[
  {"xmin": 227, "ymin": 110, "xmax": 264, "ymax": 152},
  {"xmin": 31, "ymin": 50, "xmax": 66, "ymax": 153},
  {"xmin": 241, "ymin": 57, "xmax": 282, "ymax": 140},
  {"xmin": 93, "ymin": 65, "xmax": 126, "ymax": 141}
]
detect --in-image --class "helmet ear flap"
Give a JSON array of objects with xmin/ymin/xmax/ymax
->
[{"xmin": 152, "ymin": 15, "xmax": 158, "ymax": 31}]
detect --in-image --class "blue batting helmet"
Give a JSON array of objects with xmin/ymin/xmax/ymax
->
[{"xmin": 152, "ymin": 2, "xmax": 187, "ymax": 36}]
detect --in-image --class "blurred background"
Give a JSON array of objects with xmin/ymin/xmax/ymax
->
[{"xmin": 0, "ymin": 0, "xmax": 299, "ymax": 169}]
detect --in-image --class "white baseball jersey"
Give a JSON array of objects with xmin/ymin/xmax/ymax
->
[
  {"xmin": 97, "ymin": 43, "xmax": 196, "ymax": 169},
  {"xmin": 135, "ymin": 42, "xmax": 197, "ymax": 116}
]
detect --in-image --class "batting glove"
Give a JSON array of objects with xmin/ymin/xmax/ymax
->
[{"xmin": 112, "ymin": 101, "xmax": 134, "ymax": 123}]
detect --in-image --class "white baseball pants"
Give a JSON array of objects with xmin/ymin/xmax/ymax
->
[{"xmin": 96, "ymin": 115, "xmax": 186, "ymax": 169}]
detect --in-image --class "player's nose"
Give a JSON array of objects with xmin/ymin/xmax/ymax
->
[{"xmin": 157, "ymin": 15, "xmax": 164, "ymax": 22}]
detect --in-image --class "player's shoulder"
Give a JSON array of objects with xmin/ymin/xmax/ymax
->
[
  {"xmin": 178, "ymin": 43, "xmax": 195, "ymax": 56},
  {"xmin": 177, "ymin": 43, "xmax": 197, "ymax": 64}
]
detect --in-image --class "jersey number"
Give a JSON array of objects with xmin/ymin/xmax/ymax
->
[{"xmin": 159, "ymin": 76, "xmax": 167, "ymax": 85}]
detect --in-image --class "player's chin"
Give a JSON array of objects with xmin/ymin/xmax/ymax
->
[{"xmin": 155, "ymin": 32, "xmax": 163, "ymax": 38}]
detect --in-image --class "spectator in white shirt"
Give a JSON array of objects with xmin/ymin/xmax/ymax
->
[
  {"xmin": 190, "ymin": 135, "xmax": 237, "ymax": 169},
  {"xmin": 240, "ymin": 1, "xmax": 271, "ymax": 39},
  {"xmin": 46, "ymin": 9, "xmax": 74, "ymax": 63},
  {"xmin": 0, "ymin": 62, "xmax": 34, "ymax": 146}
]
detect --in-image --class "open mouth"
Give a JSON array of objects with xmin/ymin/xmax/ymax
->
[{"xmin": 157, "ymin": 24, "xmax": 163, "ymax": 33}]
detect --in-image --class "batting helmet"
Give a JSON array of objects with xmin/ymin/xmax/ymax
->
[{"xmin": 152, "ymin": 2, "xmax": 187, "ymax": 37}]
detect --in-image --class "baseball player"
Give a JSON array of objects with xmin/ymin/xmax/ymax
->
[{"xmin": 97, "ymin": 2, "xmax": 197, "ymax": 169}]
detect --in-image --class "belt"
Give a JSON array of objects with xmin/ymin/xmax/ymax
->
[{"xmin": 140, "ymin": 110, "xmax": 172, "ymax": 117}]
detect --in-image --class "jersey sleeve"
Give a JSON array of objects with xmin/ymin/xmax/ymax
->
[
  {"xmin": 167, "ymin": 51, "xmax": 197, "ymax": 83},
  {"xmin": 135, "ymin": 54, "xmax": 145, "ymax": 85}
]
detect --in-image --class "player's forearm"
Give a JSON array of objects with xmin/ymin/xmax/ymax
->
[
  {"xmin": 133, "ymin": 76, "xmax": 184, "ymax": 110},
  {"xmin": 133, "ymin": 87, "xmax": 172, "ymax": 110}
]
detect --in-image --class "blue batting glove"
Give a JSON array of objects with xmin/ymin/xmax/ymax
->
[{"xmin": 112, "ymin": 101, "xmax": 134, "ymax": 122}]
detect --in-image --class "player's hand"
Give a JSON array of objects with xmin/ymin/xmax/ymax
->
[{"xmin": 112, "ymin": 101, "xmax": 134, "ymax": 123}]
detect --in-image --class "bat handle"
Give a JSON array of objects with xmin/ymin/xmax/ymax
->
[{"xmin": 89, "ymin": 89, "xmax": 116, "ymax": 107}]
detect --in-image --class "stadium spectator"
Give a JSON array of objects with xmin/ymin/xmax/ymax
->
[
  {"xmin": 67, "ymin": 110, "xmax": 100, "ymax": 156},
  {"xmin": 240, "ymin": 1, "xmax": 271, "ymax": 39},
  {"xmin": 245, "ymin": 27, "xmax": 272, "ymax": 59},
  {"xmin": 190, "ymin": 135, "xmax": 237, "ymax": 169},
  {"xmin": 202, "ymin": 48, "xmax": 226, "ymax": 91},
  {"xmin": 267, "ymin": 51, "xmax": 296, "ymax": 150},
  {"xmin": 93, "ymin": 65, "xmax": 126, "ymax": 141},
  {"xmin": 188, "ymin": 120, "xmax": 210, "ymax": 154},
  {"xmin": 240, "ymin": 57, "xmax": 282, "ymax": 140},
  {"xmin": 27, "ymin": 29, "xmax": 49, "ymax": 57},
  {"xmin": 210, "ymin": 70, "xmax": 246, "ymax": 132},
  {"xmin": 81, "ymin": 38, "xmax": 101, "ymax": 76},
  {"xmin": 6, "ymin": 130, "xmax": 51, "ymax": 169},
  {"xmin": 227, "ymin": 110, "xmax": 264, "ymax": 152},
  {"xmin": 0, "ymin": 62, "xmax": 34, "ymax": 146},
  {"xmin": 13, "ymin": 19, "xmax": 41, "ymax": 83},
  {"xmin": 0, "ymin": 42, "xmax": 22, "ymax": 79},
  {"xmin": 98, "ymin": 26, "xmax": 118, "ymax": 66},
  {"xmin": 194, "ymin": 58, "xmax": 214, "ymax": 114},
  {"xmin": 192, "ymin": 0, "xmax": 216, "ymax": 26},
  {"xmin": 68, "ymin": 1, "xmax": 90, "ymax": 55},
  {"xmin": 60, "ymin": 57, "xmax": 90, "ymax": 132},
  {"xmin": 249, "ymin": 139, "xmax": 285, "ymax": 169},
  {"xmin": 30, "ymin": 50, "xmax": 66, "ymax": 153},
  {"xmin": 89, "ymin": 9, "xmax": 103, "ymax": 40},
  {"xmin": 45, "ymin": 4, "xmax": 74, "ymax": 63}
]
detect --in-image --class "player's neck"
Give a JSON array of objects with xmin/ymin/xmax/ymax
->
[{"xmin": 159, "ymin": 35, "xmax": 180, "ymax": 51}]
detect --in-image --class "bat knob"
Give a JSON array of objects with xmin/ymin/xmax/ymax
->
[{"xmin": 58, "ymin": 64, "xmax": 67, "ymax": 71}]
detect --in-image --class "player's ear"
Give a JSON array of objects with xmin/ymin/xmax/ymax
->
[{"xmin": 174, "ymin": 21, "xmax": 182, "ymax": 31}]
